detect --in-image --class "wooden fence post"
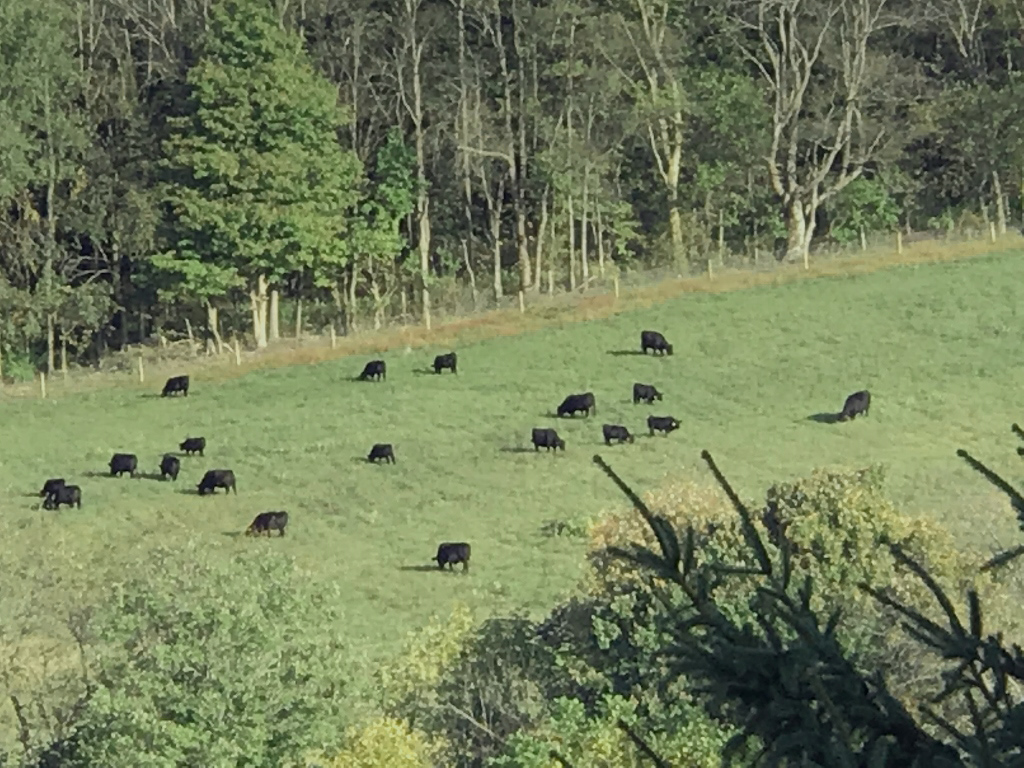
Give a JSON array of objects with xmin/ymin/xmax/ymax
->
[
  {"xmin": 137, "ymin": 356, "xmax": 145, "ymax": 383},
  {"xmin": 896, "ymin": 230, "xmax": 903, "ymax": 254},
  {"xmin": 39, "ymin": 372, "xmax": 46, "ymax": 399},
  {"xmin": 518, "ymin": 290, "xmax": 525, "ymax": 313}
]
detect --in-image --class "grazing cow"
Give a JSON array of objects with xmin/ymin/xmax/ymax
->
[
  {"xmin": 602, "ymin": 424, "xmax": 634, "ymax": 445},
  {"xmin": 109, "ymin": 453, "xmax": 138, "ymax": 478},
  {"xmin": 641, "ymin": 330, "xmax": 673, "ymax": 356},
  {"xmin": 435, "ymin": 542, "xmax": 471, "ymax": 572},
  {"xmin": 246, "ymin": 511, "xmax": 289, "ymax": 537},
  {"xmin": 197, "ymin": 469, "xmax": 237, "ymax": 495},
  {"xmin": 179, "ymin": 436, "xmax": 206, "ymax": 456},
  {"xmin": 532, "ymin": 427, "xmax": 566, "ymax": 452},
  {"xmin": 838, "ymin": 390, "xmax": 871, "ymax": 421},
  {"xmin": 160, "ymin": 454, "xmax": 181, "ymax": 481},
  {"xmin": 367, "ymin": 443, "xmax": 396, "ymax": 464},
  {"xmin": 633, "ymin": 383, "xmax": 663, "ymax": 405},
  {"xmin": 39, "ymin": 478, "xmax": 65, "ymax": 498},
  {"xmin": 433, "ymin": 352, "xmax": 458, "ymax": 374},
  {"xmin": 648, "ymin": 415, "xmax": 681, "ymax": 436},
  {"xmin": 557, "ymin": 392, "xmax": 596, "ymax": 418},
  {"xmin": 358, "ymin": 360, "xmax": 387, "ymax": 381},
  {"xmin": 44, "ymin": 484, "xmax": 81, "ymax": 510},
  {"xmin": 162, "ymin": 375, "xmax": 190, "ymax": 397}
]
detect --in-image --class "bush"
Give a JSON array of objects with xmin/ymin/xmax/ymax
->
[
  {"xmin": 305, "ymin": 716, "xmax": 439, "ymax": 768},
  {"xmin": 585, "ymin": 465, "xmax": 1021, "ymax": 724},
  {"xmin": 490, "ymin": 695, "xmax": 732, "ymax": 768},
  {"xmin": 52, "ymin": 542, "xmax": 349, "ymax": 767}
]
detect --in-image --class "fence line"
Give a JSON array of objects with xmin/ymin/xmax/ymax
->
[{"xmin": 1, "ymin": 229, "xmax": 1018, "ymax": 400}]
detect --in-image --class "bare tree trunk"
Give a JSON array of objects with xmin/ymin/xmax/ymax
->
[
  {"xmin": 46, "ymin": 315, "xmax": 55, "ymax": 374},
  {"xmin": 596, "ymin": 205, "xmax": 606, "ymax": 276},
  {"xmin": 993, "ymin": 170, "xmax": 1007, "ymax": 235},
  {"xmin": 400, "ymin": 0, "xmax": 432, "ymax": 328},
  {"xmin": 490, "ymin": 177, "xmax": 506, "ymax": 300},
  {"xmin": 567, "ymin": 195, "xmax": 576, "ymax": 291},
  {"xmin": 580, "ymin": 176, "xmax": 590, "ymax": 284},
  {"xmin": 462, "ymin": 239, "xmax": 479, "ymax": 310},
  {"xmin": 534, "ymin": 186, "xmax": 549, "ymax": 292},
  {"xmin": 268, "ymin": 289, "xmax": 280, "ymax": 341},
  {"xmin": 294, "ymin": 297, "xmax": 303, "ymax": 339},
  {"xmin": 249, "ymin": 273, "xmax": 269, "ymax": 348},
  {"xmin": 457, "ymin": 0, "xmax": 477, "ymax": 293},
  {"xmin": 206, "ymin": 304, "xmax": 223, "ymax": 351},
  {"xmin": 268, "ymin": 290, "xmax": 280, "ymax": 342}
]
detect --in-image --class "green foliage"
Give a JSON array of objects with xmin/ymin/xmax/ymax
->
[
  {"xmin": 587, "ymin": 461, "xmax": 1019, "ymax": 729},
  {"xmin": 0, "ymin": 0, "xmax": 86, "ymax": 203},
  {"xmin": 305, "ymin": 715, "xmax": 440, "ymax": 768},
  {"xmin": 56, "ymin": 542, "xmax": 349, "ymax": 767},
  {"xmin": 587, "ymin": 442, "xmax": 1024, "ymax": 766},
  {"xmin": 829, "ymin": 178, "xmax": 901, "ymax": 244},
  {"xmin": 491, "ymin": 695, "xmax": 731, "ymax": 768},
  {"xmin": 157, "ymin": 0, "xmax": 364, "ymax": 302}
]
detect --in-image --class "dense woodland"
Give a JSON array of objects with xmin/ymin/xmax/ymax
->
[{"xmin": 1, "ymin": 0, "xmax": 1023, "ymax": 375}]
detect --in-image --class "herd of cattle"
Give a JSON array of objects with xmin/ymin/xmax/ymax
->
[{"xmin": 32, "ymin": 329, "xmax": 873, "ymax": 575}]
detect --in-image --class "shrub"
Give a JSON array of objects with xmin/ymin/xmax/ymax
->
[
  {"xmin": 305, "ymin": 716, "xmax": 439, "ymax": 768},
  {"xmin": 585, "ymin": 465, "xmax": 1021, "ymax": 723},
  {"xmin": 490, "ymin": 695, "xmax": 732, "ymax": 768},
  {"xmin": 53, "ymin": 542, "xmax": 349, "ymax": 767},
  {"xmin": 377, "ymin": 602, "xmax": 476, "ymax": 719}
]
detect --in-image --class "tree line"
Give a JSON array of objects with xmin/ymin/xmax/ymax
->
[{"xmin": 1, "ymin": 0, "xmax": 1021, "ymax": 373}]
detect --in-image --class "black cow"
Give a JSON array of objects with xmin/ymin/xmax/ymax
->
[
  {"xmin": 197, "ymin": 469, "xmax": 237, "ymax": 495},
  {"xmin": 435, "ymin": 542, "xmax": 471, "ymax": 572},
  {"xmin": 162, "ymin": 375, "xmax": 190, "ymax": 397},
  {"xmin": 246, "ymin": 511, "xmax": 289, "ymax": 537},
  {"xmin": 368, "ymin": 443, "xmax": 396, "ymax": 464},
  {"xmin": 602, "ymin": 424, "xmax": 634, "ymax": 445},
  {"xmin": 39, "ymin": 478, "xmax": 65, "ymax": 498},
  {"xmin": 532, "ymin": 427, "xmax": 565, "ymax": 452},
  {"xmin": 44, "ymin": 485, "xmax": 81, "ymax": 510},
  {"xmin": 557, "ymin": 392, "xmax": 596, "ymax": 418},
  {"xmin": 358, "ymin": 360, "xmax": 387, "ymax": 381},
  {"xmin": 160, "ymin": 454, "xmax": 180, "ymax": 481},
  {"xmin": 633, "ymin": 383, "xmax": 663, "ymax": 405},
  {"xmin": 433, "ymin": 352, "xmax": 458, "ymax": 374},
  {"xmin": 648, "ymin": 415, "xmax": 681, "ymax": 436},
  {"xmin": 179, "ymin": 437, "xmax": 206, "ymax": 456},
  {"xmin": 641, "ymin": 330, "xmax": 673, "ymax": 356},
  {"xmin": 109, "ymin": 453, "xmax": 138, "ymax": 478},
  {"xmin": 838, "ymin": 390, "xmax": 871, "ymax": 421}
]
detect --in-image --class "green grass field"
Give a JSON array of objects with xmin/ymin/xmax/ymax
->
[{"xmin": 3, "ymin": 247, "xmax": 1024, "ymax": 683}]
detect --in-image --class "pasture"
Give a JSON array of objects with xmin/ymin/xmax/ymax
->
[{"xmin": 3, "ymin": 247, "xmax": 1024, "ymax": 689}]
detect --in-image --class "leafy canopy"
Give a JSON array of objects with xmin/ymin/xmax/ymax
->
[{"xmin": 156, "ymin": 0, "xmax": 364, "ymax": 300}]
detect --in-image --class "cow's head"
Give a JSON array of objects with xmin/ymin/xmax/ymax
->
[{"xmin": 666, "ymin": 344, "xmax": 674, "ymax": 355}]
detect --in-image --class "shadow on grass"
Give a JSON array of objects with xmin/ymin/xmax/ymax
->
[
  {"xmin": 81, "ymin": 470, "xmax": 120, "ymax": 479},
  {"xmin": 136, "ymin": 471, "xmax": 169, "ymax": 482},
  {"xmin": 606, "ymin": 349, "xmax": 646, "ymax": 356},
  {"xmin": 397, "ymin": 564, "xmax": 440, "ymax": 573},
  {"xmin": 411, "ymin": 368, "xmax": 437, "ymax": 376},
  {"xmin": 176, "ymin": 487, "xmax": 203, "ymax": 495},
  {"xmin": 499, "ymin": 446, "xmax": 535, "ymax": 454},
  {"xmin": 221, "ymin": 530, "xmax": 243, "ymax": 538},
  {"xmin": 807, "ymin": 412, "xmax": 841, "ymax": 424}
]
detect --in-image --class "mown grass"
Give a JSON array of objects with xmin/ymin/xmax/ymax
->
[{"xmin": 2, "ymin": 245, "xmax": 1024, "ymax": 714}]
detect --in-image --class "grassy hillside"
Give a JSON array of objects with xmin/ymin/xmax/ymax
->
[{"xmin": 3, "ymin": 247, "xmax": 1024, "ymax": 681}]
